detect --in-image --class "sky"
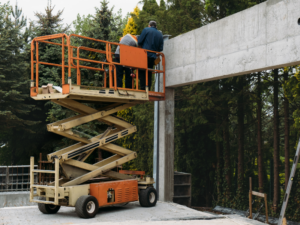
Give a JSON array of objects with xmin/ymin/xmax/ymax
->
[{"xmin": 15, "ymin": 0, "xmax": 159, "ymax": 27}]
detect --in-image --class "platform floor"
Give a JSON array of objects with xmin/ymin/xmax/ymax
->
[{"xmin": 0, "ymin": 201, "xmax": 265, "ymax": 225}]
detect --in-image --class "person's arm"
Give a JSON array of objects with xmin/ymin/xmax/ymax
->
[
  {"xmin": 159, "ymin": 37, "xmax": 164, "ymax": 52},
  {"xmin": 138, "ymin": 29, "xmax": 147, "ymax": 47}
]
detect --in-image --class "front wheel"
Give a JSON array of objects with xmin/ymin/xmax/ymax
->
[
  {"xmin": 75, "ymin": 195, "xmax": 99, "ymax": 219},
  {"xmin": 139, "ymin": 187, "xmax": 157, "ymax": 207},
  {"xmin": 38, "ymin": 203, "xmax": 61, "ymax": 214}
]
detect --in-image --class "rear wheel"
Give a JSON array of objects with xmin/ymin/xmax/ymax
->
[
  {"xmin": 38, "ymin": 203, "xmax": 61, "ymax": 214},
  {"xmin": 139, "ymin": 187, "xmax": 157, "ymax": 207},
  {"xmin": 75, "ymin": 195, "xmax": 99, "ymax": 219}
]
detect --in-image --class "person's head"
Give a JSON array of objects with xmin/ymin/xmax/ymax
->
[{"xmin": 148, "ymin": 21, "xmax": 157, "ymax": 28}]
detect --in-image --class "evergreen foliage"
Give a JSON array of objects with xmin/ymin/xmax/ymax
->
[
  {"xmin": 123, "ymin": 7, "xmax": 139, "ymax": 36},
  {"xmin": 205, "ymin": 0, "xmax": 258, "ymax": 20},
  {"xmin": 78, "ymin": 0, "xmax": 124, "ymax": 87},
  {"xmin": 31, "ymin": 0, "xmax": 72, "ymax": 152},
  {"xmin": 132, "ymin": 0, "xmax": 160, "ymax": 34},
  {"xmin": 71, "ymin": 14, "xmax": 93, "ymax": 37},
  {"xmin": 132, "ymin": 0, "xmax": 207, "ymax": 36},
  {"xmin": 166, "ymin": 0, "xmax": 207, "ymax": 36},
  {"xmin": 0, "ymin": 3, "xmax": 38, "ymax": 164},
  {"xmin": 84, "ymin": 0, "xmax": 124, "ymax": 48},
  {"xmin": 33, "ymin": 2, "xmax": 69, "ymax": 37}
]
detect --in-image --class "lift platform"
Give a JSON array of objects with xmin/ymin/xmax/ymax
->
[{"xmin": 29, "ymin": 33, "xmax": 166, "ymax": 218}]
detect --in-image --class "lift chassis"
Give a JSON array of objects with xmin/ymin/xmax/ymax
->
[{"xmin": 29, "ymin": 33, "xmax": 166, "ymax": 218}]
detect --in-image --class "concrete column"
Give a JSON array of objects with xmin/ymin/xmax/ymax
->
[
  {"xmin": 158, "ymin": 88, "xmax": 175, "ymax": 202},
  {"xmin": 153, "ymin": 65, "xmax": 160, "ymax": 191},
  {"xmin": 154, "ymin": 34, "xmax": 171, "ymax": 195}
]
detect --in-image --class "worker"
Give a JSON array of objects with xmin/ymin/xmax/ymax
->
[
  {"xmin": 114, "ymin": 34, "xmax": 138, "ymax": 89},
  {"xmin": 138, "ymin": 21, "xmax": 164, "ymax": 91}
]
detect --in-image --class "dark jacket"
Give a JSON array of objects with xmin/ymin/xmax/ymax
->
[{"xmin": 138, "ymin": 27, "xmax": 164, "ymax": 59}]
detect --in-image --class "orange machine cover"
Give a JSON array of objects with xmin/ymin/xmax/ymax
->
[{"xmin": 90, "ymin": 179, "xmax": 139, "ymax": 207}]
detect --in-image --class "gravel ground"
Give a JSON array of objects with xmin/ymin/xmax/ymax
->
[{"xmin": 0, "ymin": 201, "xmax": 265, "ymax": 225}]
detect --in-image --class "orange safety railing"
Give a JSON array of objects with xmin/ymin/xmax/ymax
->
[{"xmin": 30, "ymin": 33, "xmax": 165, "ymax": 101}]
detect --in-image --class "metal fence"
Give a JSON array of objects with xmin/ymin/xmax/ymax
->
[{"xmin": 0, "ymin": 165, "xmax": 38, "ymax": 192}]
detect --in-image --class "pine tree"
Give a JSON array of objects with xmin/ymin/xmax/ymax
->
[
  {"xmin": 133, "ymin": 0, "xmax": 159, "ymax": 34},
  {"xmin": 283, "ymin": 70, "xmax": 290, "ymax": 191},
  {"xmin": 31, "ymin": 1, "xmax": 71, "ymax": 129},
  {"xmin": 85, "ymin": 0, "xmax": 123, "ymax": 46},
  {"xmin": 166, "ymin": 0, "xmax": 207, "ymax": 36},
  {"xmin": 71, "ymin": 14, "xmax": 93, "ymax": 36},
  {"xmin": 123, "ymin": 7, "xmax": 139, "ymax": 35},
  {"xmin": 236, "ymin": 77, "xmax": 245, "ymax": 190},
  {"xmin": 75, "ymin": 0, "xmax": 124, "ymax": 88},
  {"xmin": 273, "ymin": 69, "xmax": 280, "ymax": 212},
  {"xmin": 20, "ymin": 2, "xmax": 73, "ymax": 165},
  {"xmin": 33, "ymin": 1, "xmax": 69, "ymax": 37},
  {"xmin": 32, "ymin": 1, "xmax": 70, "ymax": 86},
  {"xmin": 205, "ymin": 0, "xmax": 259, "ymax": 21},
  {"xmin": 257, "ymin": 72, "xmax": 264, "ymax": 193},
  {"xmin": 159, "ymin": 0, "xmax": 166, "ymax": 10},
  {"xmin": 0, "ymin": 3, "xmax": 38, "ymax": 164}
]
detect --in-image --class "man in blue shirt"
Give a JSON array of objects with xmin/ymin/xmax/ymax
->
[{"xmin": 138, "ymin": 21, "xmax": 164, "ymax": 91}]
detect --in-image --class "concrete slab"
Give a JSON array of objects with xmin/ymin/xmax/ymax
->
[
  {"xmin": 164, "ymin": 0, "xmax": 300, "ymax": 87},
  {"xmin": 0, "ymin": 201, "xmax": 267, "ymax": 225},
  {"xmin": 0, "ymin": 192, "xmax": 36, "ymax": 208}
]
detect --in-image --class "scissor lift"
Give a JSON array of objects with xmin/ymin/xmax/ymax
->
[{"xmin": 29, "ymin": 34, "xmax": 165, "ymax": 218}]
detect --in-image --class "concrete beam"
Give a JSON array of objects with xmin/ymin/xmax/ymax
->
[
  {"xmin": 164, "ymin": 0, "xmax": 300, "ymax": 87},
  {"xmin": 158, "ymin": 88, "xmax": 175, "ymax": 202}
]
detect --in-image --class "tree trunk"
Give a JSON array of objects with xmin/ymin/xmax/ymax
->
[
  {"xmin": 284, "ymin": 71, "xmax": 290, "ymax": 191},
  {"xmin": 273, "ymin": 69, "xmax": 280, "ymax": 212},
  {"xmin": 257, "ymin": 73, "xmax": 264, "ymax": 193},
  {"xmin": 237, "ymin": 77, "xmax": 244, "ymax": 189},
  {"xmin": 216, "ymin": 115, "xmax": 222, "ymax": 200},
  {"xmin": 223, "ymin": 111, "xmax": 231, "ymax": 195}
]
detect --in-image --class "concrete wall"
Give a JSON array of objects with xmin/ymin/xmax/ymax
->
[
  {"xmin": 164, "ymin": 0, "xmax": 300, "ymax": 87},
  {"xmin": 0, "ymin": 192, "xmax": 36, "ymax": 208}
]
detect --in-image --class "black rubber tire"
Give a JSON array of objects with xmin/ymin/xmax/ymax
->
[
  {"xmin": 139, "ymin": 187, "xmax": 157, "ymax": 207},
  {"xmin": 38, "ymin": 203, "xmax": 61, "ymax": 214},
  {"xmin": 75, "ymin": 195, "xmax": 99, "ymax": 219}
]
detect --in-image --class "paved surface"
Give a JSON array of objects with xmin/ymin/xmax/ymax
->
[{"xmin": 0, "ymin": 201, "xmax": 266, "ymax": 225}]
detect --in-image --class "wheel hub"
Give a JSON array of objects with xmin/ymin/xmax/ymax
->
[
  {"xmin": 86, "ymin": 201, "xmax": 96, "ymax": 213},
  {"xmin": 149, "ymin": 192, "xmax": 155, "ymax": 203},
  {"xmin": 48, "ymin": 205, "xmax": 57, "ymax": 210}
]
